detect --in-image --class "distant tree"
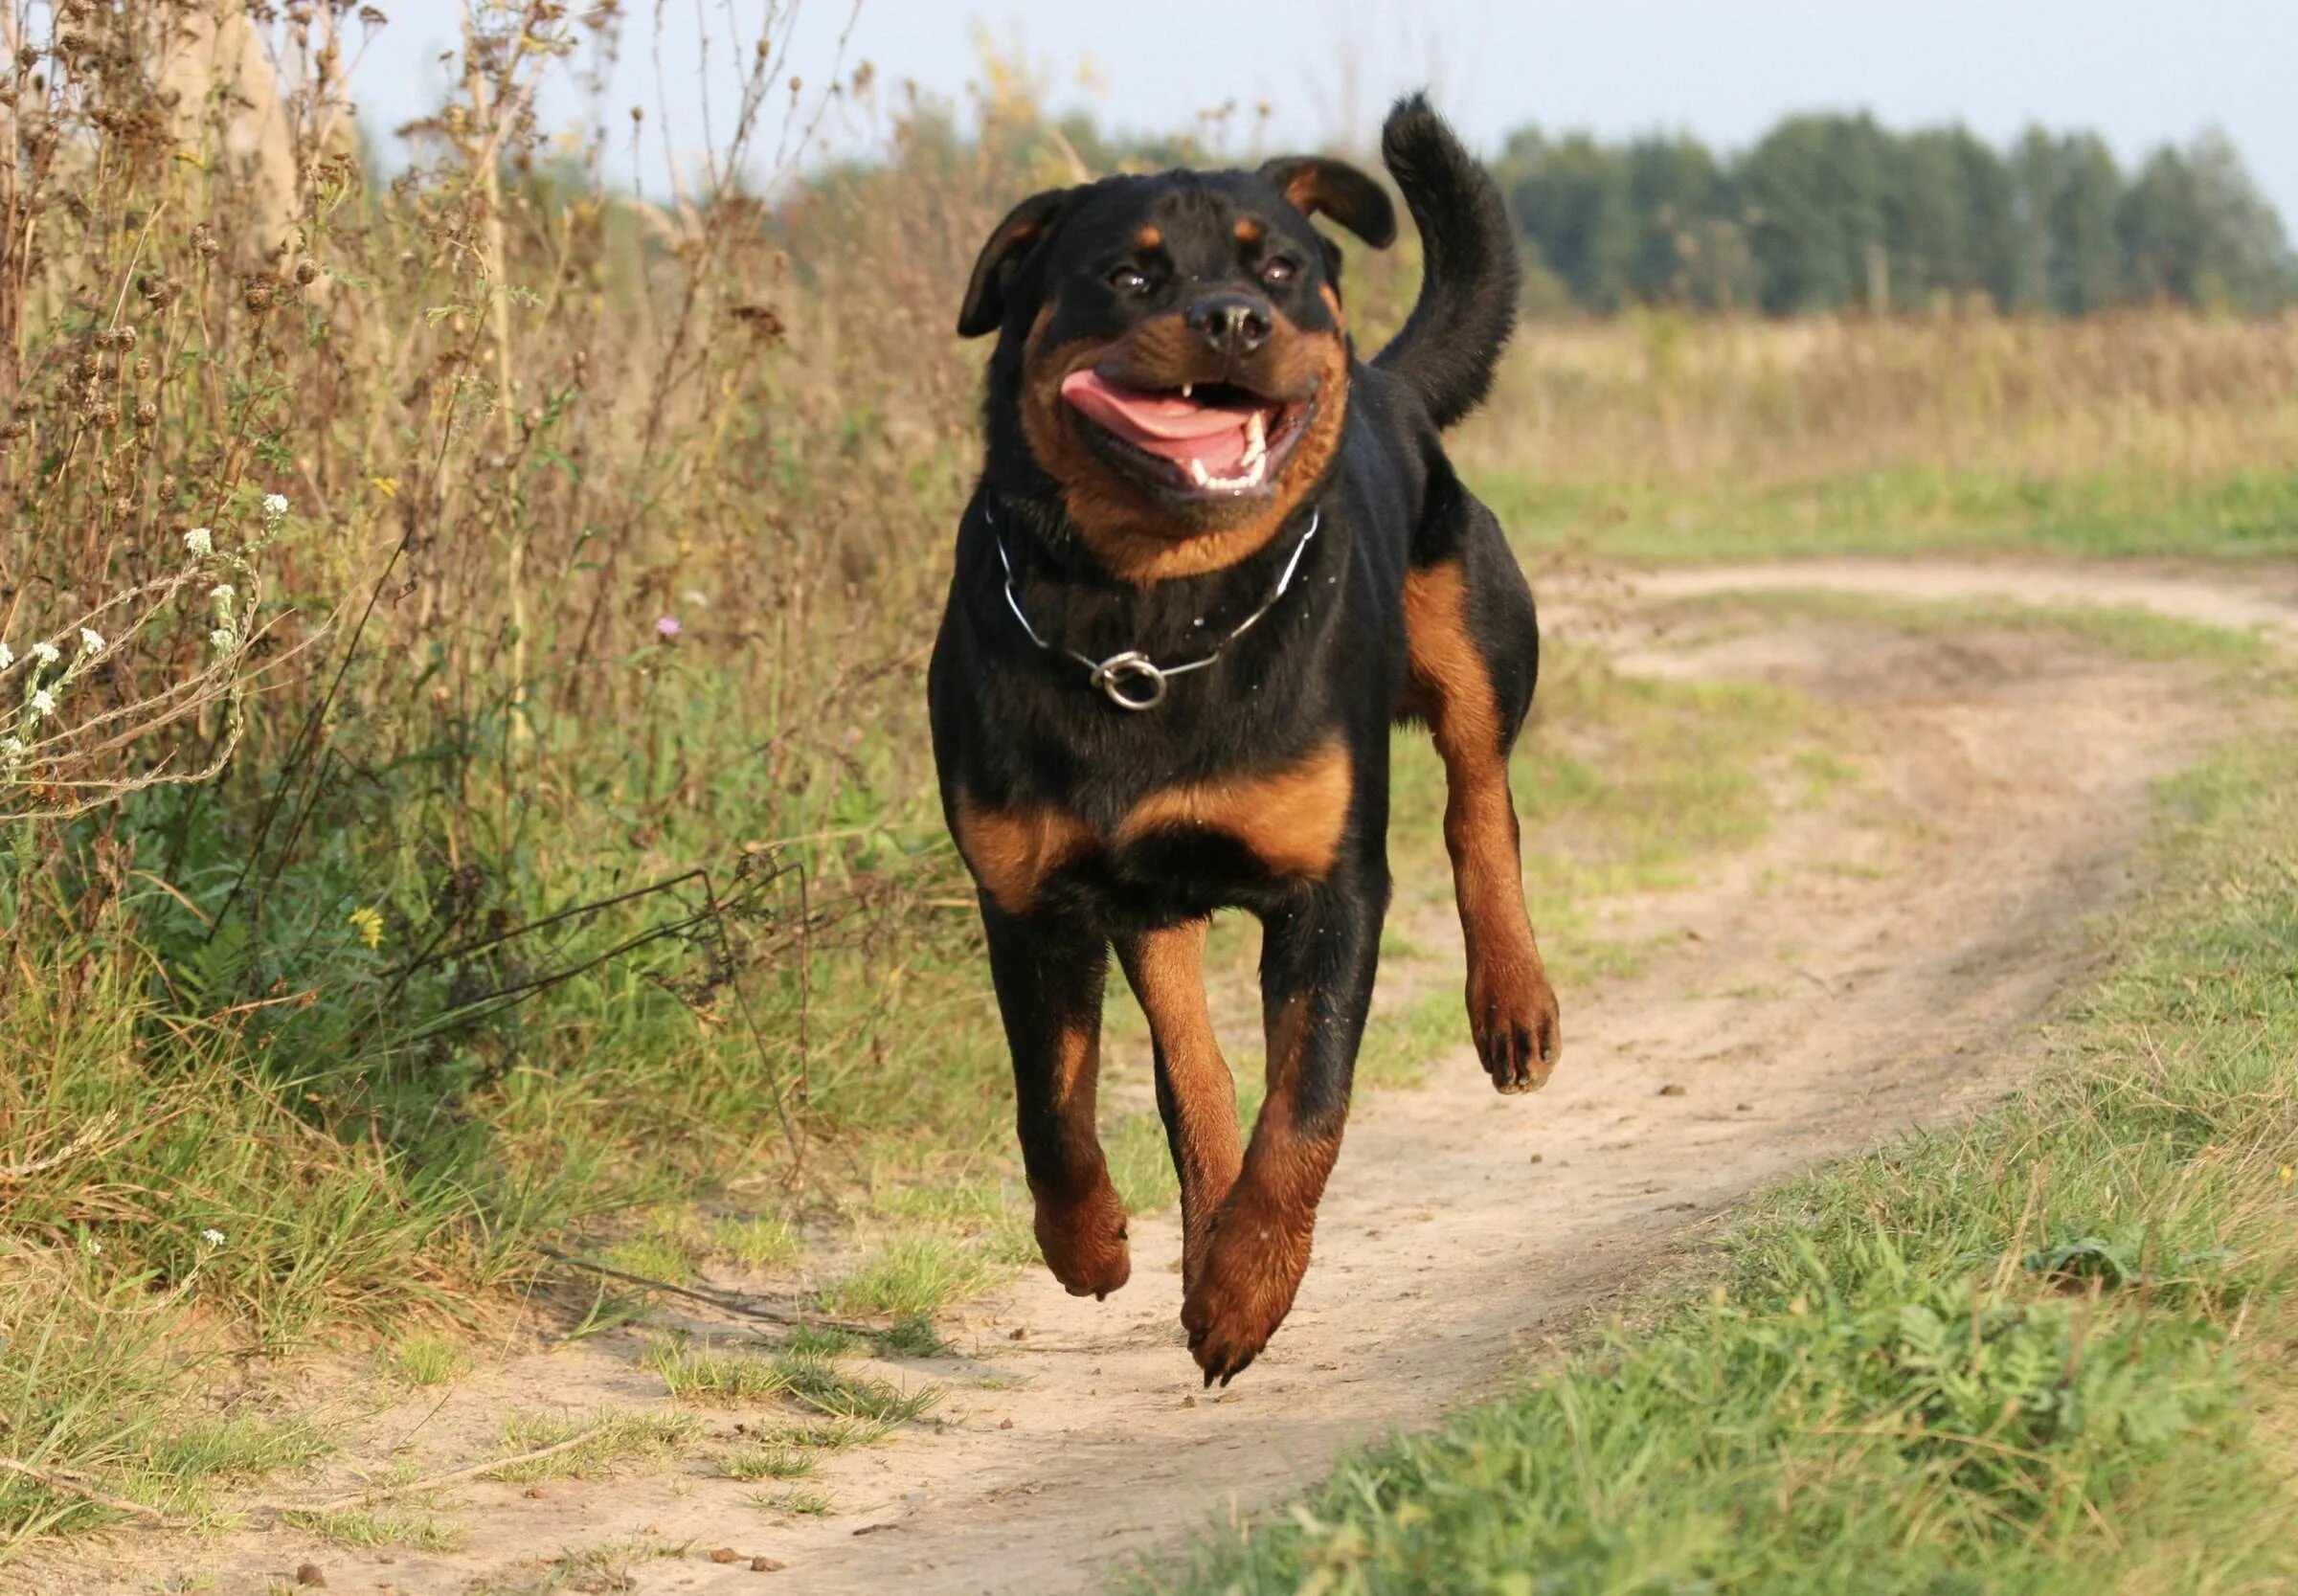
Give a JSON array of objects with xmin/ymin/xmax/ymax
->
[
  {"xmin": 1488, "ymin": 109, "xmax": 2291, "ymax": 317},
  {"xmin": 2121, "ymin": 131, "xmax": 2298, "ymax": 311},
  {"xmin": 1497, "ymin": 130, "xmax": 1638, "ymax": 311},
  {"xmin": 1622, "ymin": 133, "xmax": 1730, "ymax": 304},
  {"xmin": 1737, "ymin": 113, "xmax": 1897, "ymax": 313}
]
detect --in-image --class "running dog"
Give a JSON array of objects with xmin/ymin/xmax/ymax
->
[{"xmin": 930, "ymin": 95, "xmax": 1560, "ymax": 1384}]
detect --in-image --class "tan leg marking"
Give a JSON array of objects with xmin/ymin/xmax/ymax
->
[
  {"xmin": 1030, "ymin": 1021, "xmax": 1131, "ymax": 1298},
  {"xmin": 1402, "ymin": 560, "xmax": 1562, "ymax": 1091},
  {"xmin": 1182, "ymin": 993, "xmax": 1340, "ymax": 1382},
  {"xmin": 1119, "ymin": 920, "xmax": 1242, "ymax": 1291}
]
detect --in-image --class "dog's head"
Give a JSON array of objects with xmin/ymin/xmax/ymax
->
[{"xmin": 960, "ymin": 158, "xmax": 1395, "ymax": 580}]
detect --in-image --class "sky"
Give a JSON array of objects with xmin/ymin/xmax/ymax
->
[{"xmin": 352, "ymin": 1, "xmax": 2298, "ymax": 229}]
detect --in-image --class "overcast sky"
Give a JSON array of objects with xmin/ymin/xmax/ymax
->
[{"xmin": 354, "ymin": 1, "xmax": 2298, "ymax": 229}]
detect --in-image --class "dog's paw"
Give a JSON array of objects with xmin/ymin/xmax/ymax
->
[
  {"xmin": 1469, "ymin": 958, "xmax": 1562, "ymax": 1094},
  {"xmin": 1033, "ymin": 1178, "xmax": 1132, "ymax": 1300},
  {"xmin": 1180, "ymin": 1203, "xmax": 1311, "ymax": 1386}
]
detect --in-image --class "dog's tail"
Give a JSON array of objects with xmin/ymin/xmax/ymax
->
[{"xmin": 1370, "ymin": 94, "xmax": 1520, "ymax": 431}]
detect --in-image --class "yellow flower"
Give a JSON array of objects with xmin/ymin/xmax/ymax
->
[
  {"xmin": 2281, "ymin": 1165, "xmax": 2293, "ymax": 1185},
  {"xmin": 348, "ymin": 906, "xmax": 385, "ymax": 950}
]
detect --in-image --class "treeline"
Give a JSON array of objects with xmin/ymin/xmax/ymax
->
[{"xmin": 1494, "ymin": 114, "xmax": 2298, "ymax": 316}]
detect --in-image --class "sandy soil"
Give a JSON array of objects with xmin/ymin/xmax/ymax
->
[{"xmin": 44, "ymin": 558, "xmax": 2298, "ymax": 1596}]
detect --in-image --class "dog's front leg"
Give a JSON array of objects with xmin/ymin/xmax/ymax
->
[
  {"xmin": 1116, "ymin": 919, "xmax": 1242, "ymax": 1295},
  {"xmin": 1183, "ymin": 868, "xmax": 1385, "ymax": 1384},
  {"xmin": 980, "ymin": 903, "xmax": 1131, "ymax": 1300}
]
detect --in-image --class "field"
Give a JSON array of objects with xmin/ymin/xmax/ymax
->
[{"xmin": 2, "ymin": 8, "xmax": 2296, "ymax": 1593}]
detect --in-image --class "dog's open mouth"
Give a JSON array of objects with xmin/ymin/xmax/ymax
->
[{"xmin": 1061, "ymin": 369, "xmax": 1312, "ymax": 497}]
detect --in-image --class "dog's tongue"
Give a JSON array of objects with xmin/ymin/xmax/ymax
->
[{"xmin": 1061, "ymin": 369, "xmax": 1255, "ymax": 475}]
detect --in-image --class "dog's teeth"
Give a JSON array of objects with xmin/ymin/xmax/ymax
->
[
  {"xmin": 1181, "ymin": 382, "xmax": 1193, "ymax": 399},
  {"xmin": 1186, "ymin": 459, "xmax": 1209, "ymax": 487}
]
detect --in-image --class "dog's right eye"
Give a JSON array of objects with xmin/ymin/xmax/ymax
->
[{"xmin": 1107, "ymin": 266, "xmax": 1152, "ymax": 296}]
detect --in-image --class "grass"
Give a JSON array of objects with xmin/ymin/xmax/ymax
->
[
  {"xmin": 488, "ymin": 1409, "xmax": 699, "ymax": 1482},
  {"xmin": 819, "ymin": 1237, "xmax": 1000, "ymax": 1319},
  {"xmin": 710, "ymin": 1215, "xmax": 801, "ymax": 1271},
  {"xmin": 642, "ymin": 1339, "xmax": 797, "ymax": 1407},
  {"xmin": 717, "ymin": 1447, "xmax": 818, "ymax": 1482},
  {"xmin": 751, "ymin": 1484, "xmax": 835, "ymax": 1517},
  {"xmin": 390, "ymin": 1335, "xmax": 467, "ymax": 1389},
  {"xmin": 644, "ymin": 1336, "xmax": 938, "ymax": 1436},
  {"xmin": 1158, "ymin": 708, "xmax": 2298, "ymax": 1594},
  {"xmin": 282, "ymin": 1506, "xmax": 465, "ymax": 1553},
  {"xmin": 1658, "ymin": 587, "xmax": 2281, "ymax": 669},
  {"xmin": 468, "ymin": 1535, "xmax": 688, "ymax": 1596},
  {"xmin": 1451, "ymin": 313, "xmax": 2298, "ymax": 566},
  {"xmin": 774, "ymin": 1353, "xmax": 941, "ymax": 1425},
  {"xmin": 1479, "ymin": 461, "xmax": 2298, "ymax": 565}
]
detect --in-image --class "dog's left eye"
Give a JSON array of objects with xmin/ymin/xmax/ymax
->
[
  {"xmin": 1108, "ymin": 266, "xmax": 1151, "ymax": 296},
  {"xmin": 1260, "ymin": 257, "xmax": 1298, "ymax": 286}
]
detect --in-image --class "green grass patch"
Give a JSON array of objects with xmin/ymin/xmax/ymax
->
[
  {"xmin": 743, "ymin": 1416, "xmax": 901, "ymax": 1451},
  {"xmin": 389, "ymin": 1334, "xmax": 467, "ymax": 1389},
  {"xmin": 717, "ymin": 1447, "xmax": 818, "ymax": 1482},
  {"xmin": 1661, "ymin": 586, "xmax": 2280, "ymax": 668},
  {"xmin": 282, "ymin": 1505, "xmax": 465, "ymax": 1552},
  {"xmin": 819, "ymin": 1237, "xmax": 997, "ymax": 1318},
  {"xmin": 751, "ymin": 1484, "xmax": 834, "ymax": 1517},
  {"xmin": 710, "ymin": 1214, "xmax": 800, "ymax": 1270},
  {"xmin": 1161, "ymin": 717, "xmax": 2298, "ymax": 1593},
  {"xmin": 489, "ymin": 1408, "xmax": 698, "ymax": 1481},
  {"xmin": 1480, "ymin": 461, "xmax": 2298, "ymax": 565},
  {"xmin": 773, "ymin": 1352, "xmax": 941, "ymax": 1425},
  {"xmin": 642, "ymin": 1338, "xmax": 794, "ymax": 1406}
]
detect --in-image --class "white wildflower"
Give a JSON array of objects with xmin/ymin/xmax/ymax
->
[
  {"xmin": 2, "ymin": 736, "xmax": 23, "ymax": 760},
  {"xmin": 201, "ymin": 1227, "xmax": 226, "ymax": 1247},
  {"xmin": 211, "ymin": 583, "xmax": 237, "ymax": 606},
  {"xmin": 262, "ymin": 493, "xmax": 289, "ymax": 520},
  {"xmin": 185, "ymin": 526, "xmax": 214, "ymax": 556},
  {"xmin": 30, "ymin": 687, "xmax": 56, "ymax": 718},
  {"xmin": 84, "ymin": 1238, "xmax": 101, "ymax": 1255},
  {"xmin": 210, "ymin": 627, "xmax": 236, "ymax": 652},
  {"xmin": 0, "ymin": 642, "xmax": 11, "ymax": 670},
  {"xmin": 79, "ymin": 626, "xmax": 104, "ymax": 656},
  {"xmin": 32, "ymin": 641, "xmax": 59, "ymax": 665}
]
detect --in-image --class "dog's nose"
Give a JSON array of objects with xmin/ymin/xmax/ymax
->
[{"xmin": 1186, "ymin": 293, "xmax": 1273, "ymax": 357}]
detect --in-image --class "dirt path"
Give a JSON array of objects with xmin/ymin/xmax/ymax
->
[{"xmin": 60, "ymin": 559, "xmax": 2298, "ymax": 1596}]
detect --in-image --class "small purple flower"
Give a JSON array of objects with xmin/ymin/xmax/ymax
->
[{"xmin": 655, "ymin": 615, "xmax": 682, "ymax": 640}]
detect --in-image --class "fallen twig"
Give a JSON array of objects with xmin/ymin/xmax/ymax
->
[
  {"xmin": 535, "ymin": 1246, "xmax": 877, "ymax": 1337},
  {"xmin": 0, "ymin": 1456, "xmax": 192, "ymax": 1529},
  {"xmin": 284, "ymin": 1426, "xmax": 611, "ymax": 1514}
]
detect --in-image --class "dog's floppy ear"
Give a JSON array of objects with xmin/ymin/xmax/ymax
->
[
  {"xmin": 958, "ymin": 188, "xmax": 1070, "ymax": 339},
  {"xmin": 1257, "ymin": 156, "xmax": 1397, "ymax": 248}
]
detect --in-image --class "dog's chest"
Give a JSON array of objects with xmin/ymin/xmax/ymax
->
[{"xmin": 954, "ymin": 737, "xmax": 1353, "ymax": 916}]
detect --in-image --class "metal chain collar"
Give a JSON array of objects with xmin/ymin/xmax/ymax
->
[{"xmin": 985, "ymin": 505, "xmax": 1321, "ymax": 711}]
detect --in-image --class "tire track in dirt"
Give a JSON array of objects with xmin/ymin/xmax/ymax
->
[{"xmin": 59, "ymin": 560, "xmax": 2298, "ymax": 1596}]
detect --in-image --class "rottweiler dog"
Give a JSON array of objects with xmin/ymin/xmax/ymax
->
[{"xmin": 930, "ymin": 96, "xmax": 1561, "ymax": 1385}]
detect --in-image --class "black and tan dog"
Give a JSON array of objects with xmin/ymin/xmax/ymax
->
[{"xmin": 929, "ymin": 96, "xmax": 1561, "ymax": 1385}]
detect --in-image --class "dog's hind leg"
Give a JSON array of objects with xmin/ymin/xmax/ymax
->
[
  {"xmin": 1116, "ymin": 919, "xmax": 1242, "ymax": 1294},
  {"xmin": 981, "ymin": 907, "xmax": 1131, "ymax": 1299},
  {"xmin": 1183, "ymin": 861, "xmax": 1386, "ymax": 1385},
  {"xmin": 1403, "ymin": 481, "xmax": 1562, "ymax": 1093}
]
